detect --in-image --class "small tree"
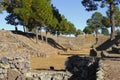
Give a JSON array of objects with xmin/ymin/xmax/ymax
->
[
  {"xmin": 87, "ymin": 12, "xmax": 103, "ymax": 41},
  {"xmin": 101, "ymin": 27, "xmax": 109, "ymax": 36},
  {"xmin": 83, "ymin": 26, "xmax": 93, "ymax": 34},
  {"xmin": 75, "ymin": 29, "xmax": 83, "ymax": 37}
]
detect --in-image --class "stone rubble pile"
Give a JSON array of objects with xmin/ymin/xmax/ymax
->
[
  {"xmin": 97, "ymin": 60, "xmax": 104, "ymax": 80},
  {"xmin": 0, "ymin": 53, "xmax": 30, "ymax": 80},
  {"xmin": 26, "ymin": 71, "xmax": 72, "ymax": 80},
  {"xmin": 0, "ymin": 30, "xmax": 46, "ymax": 57}
]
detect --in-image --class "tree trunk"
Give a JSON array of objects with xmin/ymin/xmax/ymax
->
[
  {"xmin": 23, "ymin": 26, "xmax": 26, "ymax": 32},
  {"xmin": 36, "ymin": 27, "xmax": 38, "ymax": 44},
  {"xmin": 46, "ymin": 31, "xmax": 48, "ymax": 44},
  {"xmin": 95, "ymin": 30, "xmax": 98, "ymax": 44},
  {"xmin": 26, "ymin": 27, "xmax": 29, "ymax": 32},
  {"xmin": 15, "ymin": 26, "xmax": 18, "ymax": 33},
  {"xmin": 40, "ymin": 29, "xmax": 44, "ymax": 41},
  {"xmin": 110, "ymin": 2, "xmax": 115, "ymax": 40}
]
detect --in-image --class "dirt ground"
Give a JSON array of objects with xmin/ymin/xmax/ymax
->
[
  {"xmin": 30, "ymin": 49, "xmax": 90, "ymax": 70},
  {"xmin": 30, "ymin": 55, "xmax": 68, "ymax": 70},
  {"xmin": 101, "ymin": 58, "xmax": 120, "ymax": 80}
]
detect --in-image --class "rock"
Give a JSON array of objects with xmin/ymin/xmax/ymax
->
[
  {"xmin": 16, "ymin": 74, "xmax": 26, "ymax": 80},
  {"xmin": 10, "ymin": 63, "xmax": 16, "ymax": 69},
  {"xmin": 0, "ymin": 63, "xmax": 10, "ymax": 69},
  {"xmin": 1, "ymin": 57, "xmax": 8, "ymax": 64},
  {"xmin": 0, "ymin": 68, "xmax": 3, "ymax": 74},
  {"xmin": 24, "ymin": 62, "xmax": 30, "ymax": 69},
  {"xmin": 7, "ymin": 69, "xmax": 21, "ymax": 80},
  {"xmin": 0, "ymin": 74, "xmax": 4, "ymax": 79}
]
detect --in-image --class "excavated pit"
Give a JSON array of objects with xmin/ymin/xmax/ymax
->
[{"xmin": 65, "ymin": 55, "xmax": 100, "ymax": 80}]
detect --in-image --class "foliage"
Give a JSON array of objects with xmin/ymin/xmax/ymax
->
[
  {"xmin": 5, "ymin": 13, "xmax": 19, "ymax": 26},
  {"xmin": 81, "ymin": 0, "xmax": 120, "ymax": 40},
  {"xmin": 48, "ymin": 5, "xmax": 61, "ymax": 32},
  {"xmin": 83, "ymin": 26, "xmax": 93, "ymax": 34},
  {"xmin": 115, "ymin": 29, "xmax": 120, "ymax": 35},
  {"xmin": 65, "ymin": 21, "xmax": 76, "ymax": 35},
  {"xmin": 87, "ymin": 12, "xmax": 103, "ymax": 34},
  {"xmin": 0, "ymin": 0, "xmax": 3, "ymax": 13},
  {"xmin": 102, "ymin": 16, "xmax": 110, "ymax": 28},
  {"xmin": 101, "ymin": 27, "xmax": 109, "ymax": 35},
  {"xmin": 75, "ymin": 29, "xmax": 83, "ymax": 36}
]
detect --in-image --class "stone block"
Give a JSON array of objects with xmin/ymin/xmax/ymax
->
[
  {"xmin": 7, "ymin": 69, "xmax": 20, "ymax": 80},
  {"xmin": 1, "ymin": 57, "xmax": 8, "ymax": 64}
]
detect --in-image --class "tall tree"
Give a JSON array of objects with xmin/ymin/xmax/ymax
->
[
  {"xmin": 83, "ymin": 26, "xmax": 93, "ymax": 34},
  {"xmin": 66, "ymin": 21, "xmax": 76, "ymax": 35},
  {"xmin": 3, "ymin": 0, "xmax": 53, "ymax": 43},
  {"xmin": 87, "ymin": 12, "xmax": 103, "ymax": 42},
  {"xmin": 5, "ymin": 13, "xmax": 19, "ymax": 31},
  {"xmin": 82, "ymin": 0, "xmax": 120, "ymax": 40},
  {"xmin": 31, "ymin": 0, "xmax": 53, "ymax": 43}
]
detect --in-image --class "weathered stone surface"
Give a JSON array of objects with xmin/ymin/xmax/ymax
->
[
  {"xmin": 1, "ymin": 57, "xmax": 8, "ymax": 64},
  {"xmin": 0, "ymin": 63, "xmax": 10, "ymax": 69},
  {"xmin": 7, "ymin": 69, "xmax": 21, "ymax": 80},
  {"xmin": 16, "ymin": 74, "xmax": 26, "ymax": 80}
]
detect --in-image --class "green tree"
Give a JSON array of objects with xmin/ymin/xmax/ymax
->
[
  {"xmin": 115, "ymin": 29, "xmax": 120, "ymax": 35},
  {"xmin": 59, "ymin": 16, "xmax": 69, "ymax": 34},
  {"xmin": 0, "ymin": 0, "xmax": 3, "ymax": 13},
  {"xmin": 66, "ymin": 21, "xmax": 76, "ymax": 35},
  {"xmin": 83, "ymin": 26, "xmax": 93, "ymax": 34},
  {"xmin": 75, "ymin": 29, "xmax": 83, "ymax": 37},
  {"xmin": 5, "ymin": 13, "xmax": 19, "ymax": 32},
  {"xmin": 101, "ymin": 27, "xmax": 109, "ymax": 35},
  {"xmin": 82, "ymin": 0, "xmax": 120, "ymax": 40},
  {"xmin": 87, "ymin": 12, "xmax": 103, "ymax": 40},
  {"xmin": 48, "ymin": 5, "xmax": 62, "ymax": 34},
  {"xmin": 3, "ymin": 0, "xmax": 53, "ymax": 43}
]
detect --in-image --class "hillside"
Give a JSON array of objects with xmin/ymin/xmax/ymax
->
[
  {"xmin": 0, "ymin": 30, "xmax": 110, "ymax": 70},
  {"xmin": 1, "ymin": 30, "xmax": 120, "ymax": 80}
]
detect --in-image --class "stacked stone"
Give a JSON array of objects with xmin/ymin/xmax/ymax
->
[
  {"xmin": 97, "ymin": 60, "xmax": 104, "ymax": 80},
  {"xmin": 0, "ymin": 53, "xmax": 30, "ymax": 80},
  {"xmin": 26, "ymin": 71, "xmax": 72, "ymax": 80}
]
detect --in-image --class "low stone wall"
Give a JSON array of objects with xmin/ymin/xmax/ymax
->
[
  {"xmin": 0, "ymin": 53, "xmax": 102, "ymax": 80},
  {"xmin": 97, "ymin": 60, "xmax": 104, "ymax": 80},
  {"xmin": 0, "ymin": 53, "xmax": 30, "ymax": 80},
  {"xmin": 26, "ymin": 71, "xmax": 72, "ymax": 80},
  {"xmin": 97, "ymin": 59, "xmax": 120, "ymax": 80}
]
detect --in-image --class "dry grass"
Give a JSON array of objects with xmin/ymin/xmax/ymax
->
[{"xmin": 30, "ymin": 55, "xmax": 68, "ymax": 70}]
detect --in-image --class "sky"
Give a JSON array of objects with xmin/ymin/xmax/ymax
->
[
  {"xmin": 51, "ymin": 0, "xmax": 107, "ymax": 30},
  {"xmin": 0, "ymin": 0, "xmax": 108, "ymax": 31}
]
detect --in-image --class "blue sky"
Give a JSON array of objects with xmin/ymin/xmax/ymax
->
[
  {"xmin": 0, "ymin": 0, "xmax": 107, "ymax": 31},
  {"xmin": 51, "ymin": 0, "xmax": 107, "ymax": 30}
]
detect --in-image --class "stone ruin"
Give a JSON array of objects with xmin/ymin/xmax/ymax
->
[
  {"xmin": 0, "ymin": 53, "xmax": 30, "ymax": 80},
  {"xmin": 0, "ymin": 30, "xmax": 110, "ymax": 80},
  {"xmin": 0, "ymin": 53, "xmax": 72, "ymax": 80}
]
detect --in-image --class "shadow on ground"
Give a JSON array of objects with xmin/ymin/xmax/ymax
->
[
  {"xmin": 96, "ymin": 35, "xmax": 120, "ymax": 51},
  {"xmin": 11, "ymin": 30, "xmax": 67, "ymax": 51}
]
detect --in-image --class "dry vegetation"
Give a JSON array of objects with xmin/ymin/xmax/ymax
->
[{"xmin": 0, "ymin": 30, "xmax": 110, "ymax": 70}]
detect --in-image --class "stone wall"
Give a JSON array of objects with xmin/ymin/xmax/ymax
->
[
  {"xmin": 0, "ymin": 53, "xmax": 30, "ymax": 80},
  {"xmin": 0, "ymin": 53, "xmax": 72, "ymax": 80},
  {"xmin": 26, "ymin": 71, "xmax": 72, "ymax": 80},
  {"xmin": 0, "ymin": 53, "xmax": 102, "ymax": 80},
  {"xmin": 97, "ymin": 60, "xmax": 104, "ymax": 80}
]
